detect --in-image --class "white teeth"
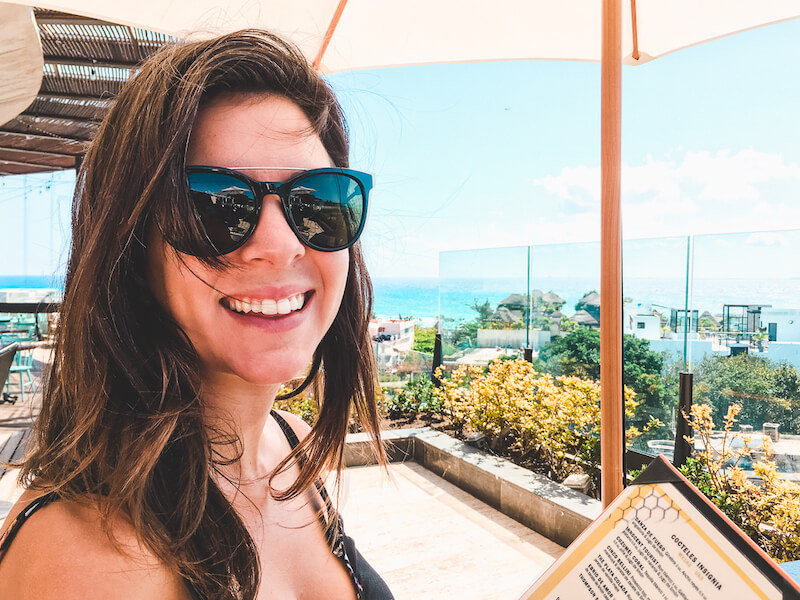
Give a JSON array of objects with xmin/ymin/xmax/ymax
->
[
  {"xmin": 262, "ymin": 299, "xmax": 278, "ymax": 315},
  {"xmin": 276, "ymin": 299, "xmax": 291, "ymax": 315},
  {"xmin": 226, "ymin": 293, "xmax": 306, "ymax": 315}
]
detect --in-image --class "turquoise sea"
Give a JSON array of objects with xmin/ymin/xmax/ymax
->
[{"xmin": 5, "ymin": 274, "xmax": 800, "ymax": 324}]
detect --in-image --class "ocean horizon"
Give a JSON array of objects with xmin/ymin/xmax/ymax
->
[{"xmin": 4, "ymin": 274, "xmax": 800, "ymax": 324}]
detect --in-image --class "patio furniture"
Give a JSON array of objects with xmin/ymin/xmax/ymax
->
[
  {"xmin": 0, "ymin": 342, "xmax": 19, "ymax": 404},
  {"xmin": 9, "ymin": 348, "xmax": 34, "ymax": 404}
]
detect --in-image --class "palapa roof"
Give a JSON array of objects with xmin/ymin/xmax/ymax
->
[
  {"xmin": 497, "ymin": 293, "xmax": 527, "ymax": 307},
  {"xmin": 571, "ymin": 310, "xmax": 599, "ymax": 326},
  {"xmin": 578, "ymin": 291, "xmax": 601, "ymax": 306},
  {"xmin": 0, "ymin": 9, "xmax": 175, "ymax": 176},
  {"xmin": 491, "ymin": 306, "xmax": 524, "ymax": 324},
  {"xmin": 542, "ymin": 291, "xmax": 565, "ymax": 304}
]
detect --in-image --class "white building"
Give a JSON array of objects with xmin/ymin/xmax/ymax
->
[
  {"xmin": 623, "ymin": 305, "xmax": 662, "ymax": 340},
  {"xmin": 760, "ymin": 308, "xmax": 800, "ymax": 343},
  {"xmin": 369, "ymin": 319, "xmax": 416, "ymax": 370}
]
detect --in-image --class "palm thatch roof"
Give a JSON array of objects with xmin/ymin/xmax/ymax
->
[
  {"xmin": 498, "ymin": 293, "xmax": 527, "ymax": 307},
  {"xmin": 542, "ymin": 291, "xmax": 565, "ymax": 305},
  {"xmin": 571, "ymin": 310, "xmax": 599, "ymax": 327},
  {"xmin": 0, "ymin": 8, "xmax": 175, "ymax": 176}
]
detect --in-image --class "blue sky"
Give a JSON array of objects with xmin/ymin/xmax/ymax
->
[{"xmin": 2, "ymin": 18, "xmax": 799, "ymax": 281}]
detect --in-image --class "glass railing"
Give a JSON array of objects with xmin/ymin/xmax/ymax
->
[
  {"xmin": 434, "ymin": 229, "xmax": 800, "ymax": 472},
  {"xmin": 439, "ymin": 246, "xmax": 530, "ymax": 365},
  {"xmin": 691, "ymin": 230, "xmax": 800, "ymax": 474}
]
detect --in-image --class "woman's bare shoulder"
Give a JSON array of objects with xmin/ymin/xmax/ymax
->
[
  {"xmin": 274, "ymin": 408, "xmax": 313, "ymax": 439},
  {"xmin": 0, "ymin": 491, "xmax": 190, "ymax": 600}
]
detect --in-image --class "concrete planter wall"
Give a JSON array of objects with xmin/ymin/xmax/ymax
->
[{"xmin": 345, "ymin": 428, "xmax": 601, "ymax": 548}]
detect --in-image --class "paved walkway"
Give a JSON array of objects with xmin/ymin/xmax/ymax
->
[{"xmin": 340, "ymin": 462, "xmax": 563, "ymax": 599}]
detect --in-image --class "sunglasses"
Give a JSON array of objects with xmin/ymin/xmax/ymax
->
[{"xmin": 174, "ymin": 166, "xmax": 372, "ymax": 256}]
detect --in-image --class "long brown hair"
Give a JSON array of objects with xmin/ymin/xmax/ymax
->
[{"xmin": 20, "ymin": 30, "xmax": 385, "ymax": 600}]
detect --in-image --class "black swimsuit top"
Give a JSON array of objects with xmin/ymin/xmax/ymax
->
[{"xmin": 0, "ymin": 411, "xmax": 393, "ymax": 600}]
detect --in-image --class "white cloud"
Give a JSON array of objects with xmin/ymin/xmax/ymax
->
[{"xmin": 363, "ymin": 148, "xmax": 800, "ymax": 278}]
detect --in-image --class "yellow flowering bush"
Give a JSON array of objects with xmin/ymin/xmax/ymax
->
[
  {"xmin": 683, "ymin": 402, "xmax": 800, "ymax": 561},
  {"xmin": 436, "ymin": 359, "xmax": 640, "ymax": 483},
  {"xmin": 274, "ymin": 383, "xmax": 389, "ymax": 432},
  {"xmin": 273, "ymin": 385, "xmax": 320, "ymax": 424}
]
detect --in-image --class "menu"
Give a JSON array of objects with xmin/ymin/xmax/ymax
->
[{"xmin": 518, "ymin": 456, "xmax": 800, "ymax": 600}]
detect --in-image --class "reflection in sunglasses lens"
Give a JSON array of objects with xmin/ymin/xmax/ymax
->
[
  {"xmin": 186, "ymin": 170, "xmax": 365, "ymax": 255},
  {"xmin": 287, "ymin": 173, "xmax": 363, "ymax": 250},
  {"xmin": 188, "ymin": 172, "xmax": 258, "ymax": 253}
]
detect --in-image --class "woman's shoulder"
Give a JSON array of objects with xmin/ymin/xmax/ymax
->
[
  {"xmin": 0, "ymin": 490, "xmax": 189, "ymax": 600},
  {"xmin": 273, "ymin": 408, "xmax": 313, "ymax": 439}
]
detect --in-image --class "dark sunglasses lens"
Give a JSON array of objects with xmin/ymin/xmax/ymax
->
[
  {"xmin": 286, "ymin": 173, "xmax": 365, "ymax": 250},
  {"xmin": 187, "ymin": 171, "xmax": 258, "ymax": 255}
]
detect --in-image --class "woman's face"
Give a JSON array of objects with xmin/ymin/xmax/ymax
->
[{"xmin": 148, "ymin": 94, "xmax": 349, "ymax": 388}]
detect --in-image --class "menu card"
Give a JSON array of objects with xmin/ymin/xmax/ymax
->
[{"xmin": 518, "ymin": 456, "xmax": 800, "ymax": 600}]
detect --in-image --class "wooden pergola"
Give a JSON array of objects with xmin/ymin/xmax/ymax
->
[{"xmin": 0, "ymin": 9, "xmax": 173, "ymax": 176}]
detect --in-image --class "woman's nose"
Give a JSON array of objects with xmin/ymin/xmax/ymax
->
[{"xmin": 236, "ymin": 195, "xmax": 305, "ymax": 266}]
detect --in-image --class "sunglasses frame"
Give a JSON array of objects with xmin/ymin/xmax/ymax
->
[{"xmin": 185, "ymin": 165, "xmax": 373, "ymax": 255}]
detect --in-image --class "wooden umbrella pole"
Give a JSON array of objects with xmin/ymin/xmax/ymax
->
[{"xmin": 601, "ymin": 0, "xmax": 624, "ymax": 507}]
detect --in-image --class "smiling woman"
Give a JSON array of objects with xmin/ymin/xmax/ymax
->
[{"xmin": 0, "ymin": 30, "xmax": 390, "ymax": 600}]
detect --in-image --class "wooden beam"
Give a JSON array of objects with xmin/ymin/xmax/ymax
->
[
  {"xmin": 18, "ymin": 112, "xmax": 101, "ymax": 126},
  {"xmin": 127, "ymin": 26, "xmax": 143, "ymax": 61},
  {"xmin": 45, "ymin": 56, "xmax": 139, "ymax": 70},
  {"xmin": 0, "ymin": 146, "xmax": 79, "ymax": 160},
  {"xmin": 0, "ymin": 302, "xmax": 60, "ymax": 314},
  {"xmin": 0, "ymin": 130, "xmax": 91, "ymax": 146},
  {"xmin": 37, "ymin": 92, "xmax": 115, "ymax": 103},
  {"xmin": 0, "ymin": 158, "xmax": 67, "ymax": 170},
  {"xmin": 601, "ymin": 0, "xmax": 624, "ymax": 507},
  {"xmin": 36, "ymin": 15, "xmax": 116, "ymax": 27}
]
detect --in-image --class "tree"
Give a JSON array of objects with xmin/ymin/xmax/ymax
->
[
  {"xmin": 539, "ymin": 328, "xmax": 600, "ymax": 380},
  {"xmin": 412, "ymin": 326, "xmax": 437, "ymax": 354},
  {"xmin": 575, "ymin": 290, "xmax": 599, "ymax": 313},
  {"xmin": 471, "ymin": 299, "xmax": 493, "ymax": 322},
  {"xmin": 448, "ymin": 298, "xmax": 496, "ymax": 348},
  {"xmin": 539, "ymin": 328, "xmax": 672, "ymax": 426},
  {"xmin": 450, "ymin": 319, "xmax": 481, "ymax": 348},
  {"xmin": 698, "ymin": 317, "xmax": 718, "ymax": 332},
  {"xmin": 693, "ymin": 354, "xmax": 800, "ymax": 432}
]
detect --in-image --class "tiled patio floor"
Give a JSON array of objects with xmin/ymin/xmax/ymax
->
[{"xmin": 339, "ymin": 462, "xmax": 563, "ymax": 599}]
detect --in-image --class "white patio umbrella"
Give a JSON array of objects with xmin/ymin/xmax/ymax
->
[
  {"xmin": 4, "ymin": 0, "xmax": 800, "ymax": 505},
  {"xmin": 0, "ymin": 4, "xmax": 42, "ymax": 126}
]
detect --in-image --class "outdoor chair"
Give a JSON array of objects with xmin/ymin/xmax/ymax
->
[
  {"xmin": 0, "ymin": 343, "xmax": 19, "ymax": 404},
  {"xmin": 8, "ymin": 347, "xmax": 35, "ymax": 403}
]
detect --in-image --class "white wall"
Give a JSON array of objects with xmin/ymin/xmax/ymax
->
[
  {"xmin": 764, "ymin": 342, "xmax": 800, "ymax": 370},
  {"xmin": 476, "ymin": 328, "xmax": 551, "ymax": 350},
  {"xmin": 760, "ymin": 309, "xmax": 800, "ymax": 343},
  {"xmin": 624, "ymin": 312, "xmax": 661, "ymax": 340}
]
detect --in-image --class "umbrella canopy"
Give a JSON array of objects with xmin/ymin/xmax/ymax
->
[
  {"xmin": 3, "ymin": 0, "xmax": 800, "ymax": 505},
  {"xmin": 2, "ymin": 1, "xmax": 800, "ymax": 71},
  {"xmin": 0, "ymin": 5, "xmax": 42, "ymax": 127}
]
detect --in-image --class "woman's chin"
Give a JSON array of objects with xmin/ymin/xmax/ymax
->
[{"xmin": 232, "ymin": 361, "xmax": 312, "ymax": 390}]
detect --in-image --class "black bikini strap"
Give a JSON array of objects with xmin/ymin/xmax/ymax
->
[
  {"xmin": 0, "ymin": 491, "xmax": 58, "ymax": 560},
  {"xmin": 271, "ymin": 410, "xmax": 301, "ymax": 450},
  {"xmin": 270, "ymin": 410, "xmax": 337, "ymax": 541}
]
